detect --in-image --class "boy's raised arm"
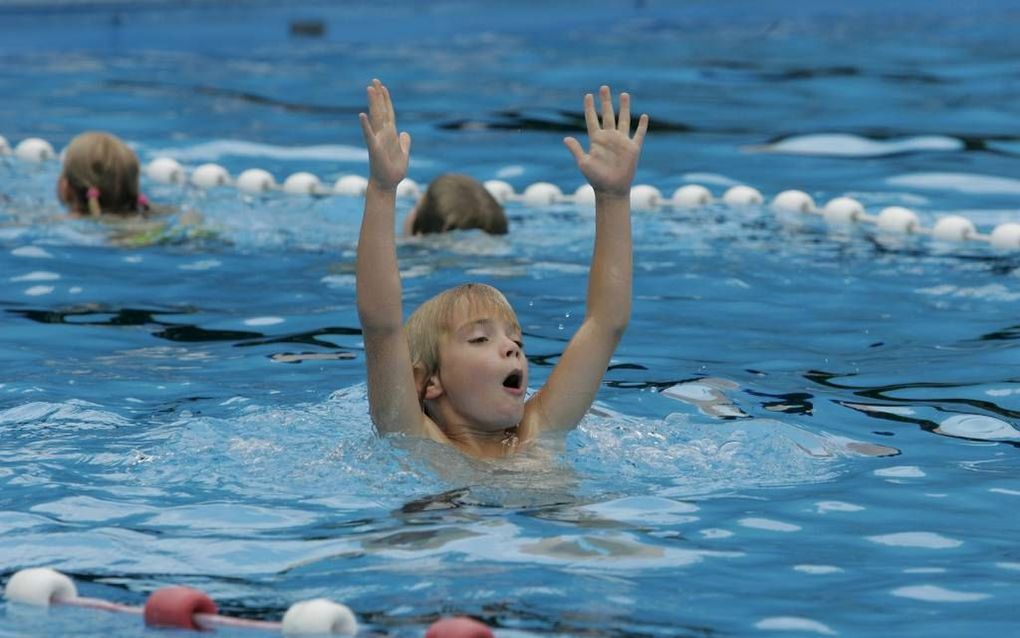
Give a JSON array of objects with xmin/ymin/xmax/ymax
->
[
  {"xmin": 527, "ymin": 86, "xmax": 648, "ymax": 432},
  {"xmin": 355, "ymin": 79, "xmax": 424, "ymax": 436}
]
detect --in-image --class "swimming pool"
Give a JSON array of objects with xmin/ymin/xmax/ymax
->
[{"xmin": 2, "ymin": 0, "xmax": 1019, "ymax": 636}]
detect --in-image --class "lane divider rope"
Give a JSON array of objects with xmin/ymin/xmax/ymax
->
[
  {"xmin": 3, "ymin": 134, "xmax": 1018, "ymax": 250},
  {"xmin": 3, "ymin": 567, "xmax": 493, "ymax": 637}
]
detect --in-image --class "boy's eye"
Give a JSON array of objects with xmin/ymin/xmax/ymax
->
[{"xmin": 469, "ymin": 336, "xmax": 488, "ymax": 344}]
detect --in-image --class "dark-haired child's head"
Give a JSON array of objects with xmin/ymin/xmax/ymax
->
[{"xmin": 407, "ymin": 174, "xmax": 507, "ymax": 236}]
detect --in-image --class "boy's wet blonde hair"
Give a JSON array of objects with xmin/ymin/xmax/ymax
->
[
  {"xmin": 61, "ymin": 132, "xmax": 144, "ymax": 216},
  {"xmin": 411, "ymin": 173, "xmax": 507, "ymax": 235},
  {"xmin": 406, "ymin": 283, "xmax": 520, "ymax": 383}
]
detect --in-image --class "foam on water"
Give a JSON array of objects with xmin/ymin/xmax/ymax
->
[
  {"xmin": 875, "ymin": 466, "xmax": 926, "ymax": 478},
  {"xmin": 10, "ymin": 270, "xmax": 60, "ymax": 281},
  {"xmin": 866, "ymin": 532, "xmax": 963, "ymax": 549},
  {"xmin": 815, "ymin": 501, "xmax": 865, "ymax": 513},
  {"xmin": 936, "ymin": 414, "xmax": 1020, "ymax": 442},
  {"xmin": 10, "ymin": 246, "xmax": 54, "ymax": 258},
  {"xmin": 738, "ymin": 517, "xmax": 802, "ymax": 532},
  {"xmin": 571, "ymin": 413, "xmax": 860, "ymax": 498},
  {"xmin": 794, "ymin": 565, "xmax": 844, "ymax": 575},
  {"xmin": 887, "ymin": 172, "xmax": 1020, "ymax": 195},
  {"xmin": 755, "ymin": 616, "xmax": 837, "ymax": 635},
  {"xmin": 891, "ymin": 585, "xmax": 991, "ymax": 603},
  {"xmin": 243, "ymin": 316, "xmax": 285, "ymax": 326},
  {"xmin": 148, "ymin": 140, "xmax": 369, "ymax": 163},
  {"xmin": 752, "ymin": 134, "xmax": 962, "ymax": 157}
]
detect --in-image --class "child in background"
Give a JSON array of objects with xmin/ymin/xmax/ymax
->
[
  {"xmin": 57, "ymin": 132, "xmax": 151, "ymax": 217},
  {"xmin": 356, "ymin": 79, "xmax": 647, "ymax": 458},
  {"xmin": 403, "ymin": 173, "xmax": 508, "ymax": 235},
  {"xmin": 56, "ymin": 131, "xmax": 204, "ymax": 246}
]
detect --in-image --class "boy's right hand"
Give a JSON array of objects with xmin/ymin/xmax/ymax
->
[{"xmin": 359, "ymin": 79, "xmax": 411, "ymax": 191}]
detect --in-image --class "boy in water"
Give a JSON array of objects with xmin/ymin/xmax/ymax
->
[{"xmin": 356, "ymin": 79, "xmax": 647, "ymax": 458}]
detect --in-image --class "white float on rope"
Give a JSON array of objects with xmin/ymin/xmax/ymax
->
[
  {"xmin": 722, "ymin": 185, "xmax": 763, "ymax": 206},
  {"xmin": 522, "ymin": 182, "xmax": 564, "ymax": 206},
  {"xmin": 235, "ymin": 168, "xmax": 277, "ymax": 194},
  {"xmin": 932, "ymin": 215, "xmax": 976, "ymax": 242},
  {"xmin": 573, "ymin": 184, "xmax": 596, "ymax": 207},
  {"xmin": 396, "ymin": 178, "xmax": 420, "ymax": 200},
  {"xmin": 989, "ymin": 223, "xmax": 1020, "ymax": 250},
  {"xmin": 822, "ymin": 196, "xmax": 865, "ymax": 224},
  {"xmin": 15, "ymin": 138, "xmax": 57, "ymax": 163},
  {"xmin": 283, "ymin": 172, "xmax": 324, "ymax": 195},
  {"xmin": 772, "ymin": 189, "xmax": 816, "ymax": 213},
  {"xmin": 281, "ymin": 598, "xmax": 358, "ymax": 636},
  {"xmin": 146, "ymin": 157, "xmax": 186, "ymax": 184},
  {"xmin": 483, "ymin": 179, "xmax": 515, "ymax": 204},
  {"xmin": 630, "ymin": 184, "xmax": 662, "ymax": 210},
  {"xmin": 334, "ymin": 175, "xmax": 368, "ymax": 196},
  {"xmin": 191, "ymin": 163, "xmax": 231, "ymax": 189},
  {"xmin": 4, "ymin": 568, "xmax": 77, "ymax": 606},
  {"xmin": 876, "ymin": 206, "xmax": 920, "ymax": 233},
  {"xmin": 671, "ymin": 184, "xmax": 712, "ymax": 207}
]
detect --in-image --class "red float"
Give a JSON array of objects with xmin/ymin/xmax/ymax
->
[{"xmin": 143, "ymin": 586, "xmax": 218, "ymax": 630}]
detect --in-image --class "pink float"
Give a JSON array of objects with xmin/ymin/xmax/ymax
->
[{"xmin": 426, "ymin": 616, "xmax": 495, "ymax": 638}]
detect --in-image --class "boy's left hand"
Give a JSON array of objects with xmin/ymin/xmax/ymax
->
[
  {"xmin": 564, "ymin": 86, "xmax": 648, "ymax": 198},
  {"xmin": 359, "ymin": 78, "xmax": 411, "ymax": 191}
]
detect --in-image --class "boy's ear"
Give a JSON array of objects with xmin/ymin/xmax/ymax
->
[{"xmin": 413, "ymin": 363, "xmax": 444, "ymax": 400}]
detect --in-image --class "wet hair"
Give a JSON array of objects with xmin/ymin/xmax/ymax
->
[
  {"xmin": 60, "ymin": 132, "xmax": 147, "ymax": 217},
  {"xmin": 406, "ymin": 283, "xmax": 520, "ymax": 389},
  {"xmin": 411, "ymin": 173, "xmax": 507, "ymax": 235}
]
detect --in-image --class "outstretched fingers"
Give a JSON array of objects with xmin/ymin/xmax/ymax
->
[
  {"xmin": 365, "ymin": 86, "xmax": 380, "ymax": 129},
  {"xmin": 358, "ymin": 112, "xmax": 375, "ymax": 145},
  {"xmin": 563, "ymin": 136, "xmax": 586, "ymax": 164},
  {"xmin": 366, "ymin": 79, "xmax": 391, "ymax": 130},
  {"xmin": 584, "ymin": 86, "xmax": 641, "ymax": 138},
  {"xmin": 617, "ymin": 92, "xmax": 631, "ymax": 134},
  {"xmin": 378, "ymin": 80, "xmax": 394, "ymax": 122},
  {"xmin": 599, "ymin": 85, "xmax": 615, "ymax": 130},
  {"xmin": 583, "ymin": 93, "xmax": 598, "ymax": 137},
  {"xmin": 633, "ymin": 113, "xmax": 649, "ymax": 148}
]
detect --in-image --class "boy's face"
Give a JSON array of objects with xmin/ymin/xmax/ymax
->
[{"xmin": 433, "ymin": 304, "xmax": 528, "ymax": 432}]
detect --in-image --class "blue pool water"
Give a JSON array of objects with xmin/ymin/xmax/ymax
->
[{"xmin": 1, "ymin": 1, "xmax": 1019, "ymax": 636}]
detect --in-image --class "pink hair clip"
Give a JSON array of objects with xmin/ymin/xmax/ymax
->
[
  {"xmin": 86, "ymin": 186, "xmax": 101, "ymax": 200},
  {"xmin": 137, "ymin": 193, "xmax": 150, "ymax": 209}
]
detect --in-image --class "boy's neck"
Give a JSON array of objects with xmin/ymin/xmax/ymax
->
[{"xmin": 437, "ymin": 418, "xmax": 521, "ymax": 458}]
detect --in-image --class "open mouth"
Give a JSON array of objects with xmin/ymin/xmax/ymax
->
[{"xmin": 502, "ymin": 370, "xmax": 523, "ymax": 391}]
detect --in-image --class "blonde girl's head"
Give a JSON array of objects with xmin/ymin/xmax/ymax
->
[
  {"xmin": 406, "ymin": 283, "xmax": 520, "ymax": 391},
  {"xmin": 58, "ymin": 132, "xmax": 148, "ymax": 216}
]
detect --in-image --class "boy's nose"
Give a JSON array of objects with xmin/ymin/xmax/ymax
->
[{"xmin": 504, "ymin": 341, "xmax": 521, "ymax": 358}]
